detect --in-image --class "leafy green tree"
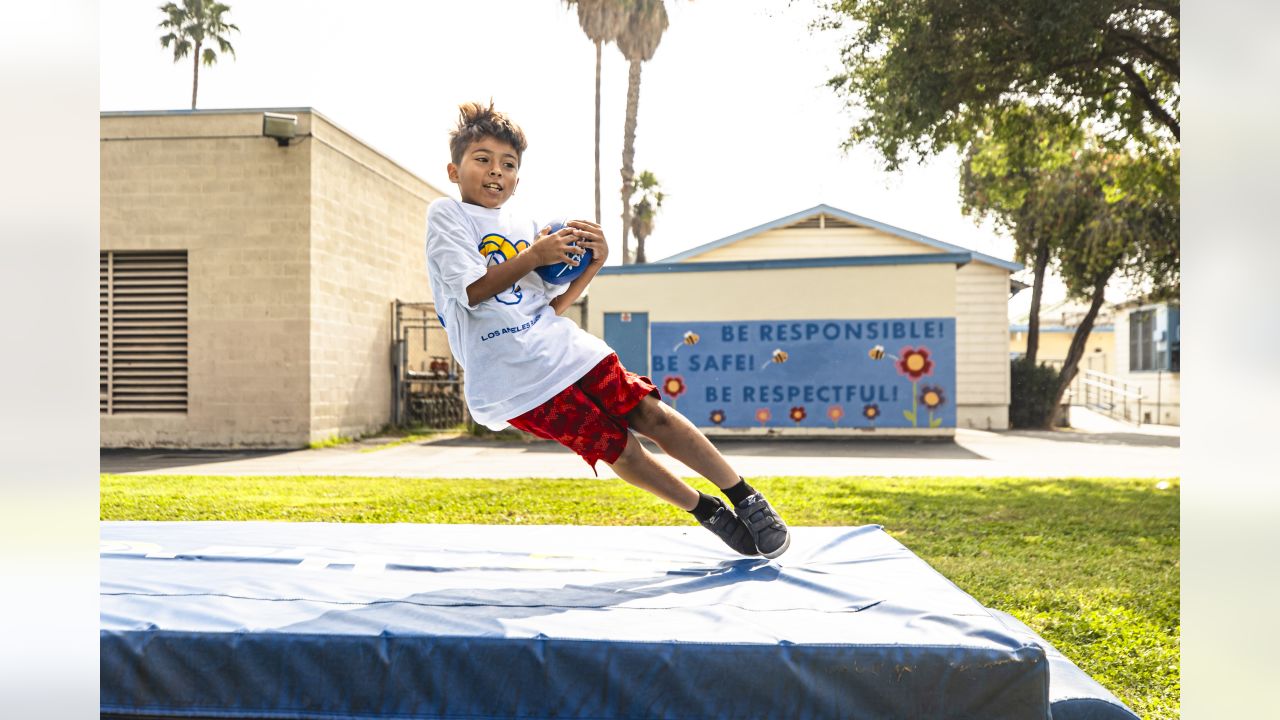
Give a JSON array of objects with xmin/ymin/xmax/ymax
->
[
  {"xmin": 820, "ymin": 0, "xmax": 1179, "ymax": 427},
  {"xmin": 563, "ymin": 0, "xmax": 627, "ymax": 224},
  {"xmin": 960, "ymin": 105, "xmax": 1085, "ymax": 366},
  {"xmin": 616, "ymin": 0, "xmax": 669, "ymax": 264},
  {"xmin": 629, "ymin": 170, "xmax": 665, "ymax": 263},
  {"xmin": 1048, "ymin": 147, "xmax": 1179, "ymax": 415},
  {"xmin": 158, "ymin": 0, "xmax": 239, "ymax": 110},
  {"xmin": 820, "ymin": 0, "xmax": 1179, "ymax": 168},
  {"xmin": 967, "ymin": 132, "xmax": 1179, "ymax": 427}
]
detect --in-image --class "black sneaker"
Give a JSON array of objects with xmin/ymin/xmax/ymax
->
[
  {"xmin": 734, "ymin": 492, "xmax": 791, "ymax": 559},
  {"xmin": 699, "ymin": 496, "xmax": 760, "ymax": 556}
]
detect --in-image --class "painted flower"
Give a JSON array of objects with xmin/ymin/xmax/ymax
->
[
  {"xmin": 827, "ymin": 405, "xmax": 845, "ymax": 424},
  {"xmin": 662, "ymin": 375, "xmax": 686, "ymax": 399},
  {"xmin": 755, "ymin": 408, "xmax": 772, "ymax": 425},
  {"xmin": 863, "ymin": 403, "xmax": 881, "ymax": 421},
  {"xmin": 709, "ymin": 409, "xmax": 725, "ymax": 425},
  {"xmin": 919, "ymin": 385, "xmax": 946, "ymax": 410},
  {"xmin": 896, "ymin": 347, "xmax": 934, "ymax": 381},
  {"xmin": 790, "ymin": 406, "xmax": 807, "ymax": 423}
]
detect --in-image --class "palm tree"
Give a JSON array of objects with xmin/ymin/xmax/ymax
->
[
  {"xmin": 630, "ymin": 171, "xmax": 664, "ymax": 264},
  {"xmin": 615, "ymin": 0, "xmax": 668, "ymax": 264},
  {"xmin": 563, "ymin": 1, "xmax": 626, "ymax": 225},
  {"xmin": 158, "ymin": 0, "xmax": 239, "ymax": 110}
]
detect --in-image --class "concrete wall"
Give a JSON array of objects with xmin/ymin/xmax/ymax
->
[
  {"xmin": 308, "ymin": 114, "xmax": 443, "ymax": 443},
  {"xmin": 101, "ymin": 111, "xmax": 313, "ymax": 447}
]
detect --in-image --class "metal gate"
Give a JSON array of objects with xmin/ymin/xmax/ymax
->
[{"xmin": 391, "ymin": 300, "xmax": 467, "ymax": 428}]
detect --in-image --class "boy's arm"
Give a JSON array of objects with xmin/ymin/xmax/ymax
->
[
  {"xmin": 549, "ymin": 220, "xmax": 608, "ymax": 316},
  {"xmin": 466, "ymin": 224, "xmax": 584, "ymax": 306}
]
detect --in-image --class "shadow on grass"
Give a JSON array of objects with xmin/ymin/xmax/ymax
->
[
  {"xmin": 421, "ymin": 435, "xmax": 989, "ymax": 461},
  {"xmin": 1003, "ymin": 429, "xmax": 1179, "ymax": 448},
  {"xmin": 100, "ymin": 448, "xmax": 299, "ymax": 474}
]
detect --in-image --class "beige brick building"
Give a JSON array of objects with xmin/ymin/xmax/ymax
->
[{"xmin": 100, "ymin": 108, "xmax": 446, "ymax": 448}]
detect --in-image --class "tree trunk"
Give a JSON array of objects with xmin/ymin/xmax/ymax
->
[
  {"xmin": 634, "ymin": 231, "xmax": 648, "ymax": 263},
  {"xmin": 1024, "ymin": 234, "xmax": 1051, "ymax": 366},
  {"xmin": 620, "ymin": 59, "xmax": 642, "ymax": 264},
  {"xmin": 1040, "ymin": 271, "xmax": 1113, "ymax": 427},
  {"xmin": 593, "ymin": 40, "xmax": 602, "ymax": 226},
  {"xmin": 191, "ymin": 40, "xmax": 201, "ymax": 109}
]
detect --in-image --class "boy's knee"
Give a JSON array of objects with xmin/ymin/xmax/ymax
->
[{"xmin": 627, "ymin": 395, "xmax": 671, "ymax": 434}]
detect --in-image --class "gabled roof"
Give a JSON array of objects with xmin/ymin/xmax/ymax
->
[{"xmin": 657, "ymin": 203, "xmax": 1023, "ymax": 272}]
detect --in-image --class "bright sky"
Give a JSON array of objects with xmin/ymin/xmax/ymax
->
[{"xmin": 101, "ymin": 0, "xmax": 1059, "ymax": 312}]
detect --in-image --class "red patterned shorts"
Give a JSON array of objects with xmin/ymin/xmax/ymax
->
[{"xmin": 507, "ymin": 353, "xmax": 659, "ymax": 473}]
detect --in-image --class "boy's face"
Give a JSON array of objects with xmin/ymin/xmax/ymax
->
[{"xmin": 447, "ymin": 137, "xmax": 520, "ymax": 209}]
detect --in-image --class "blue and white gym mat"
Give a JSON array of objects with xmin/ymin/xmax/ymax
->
[{"xmin": 101, "ymin": 522, "xmax": 1138, "ymax": 719}]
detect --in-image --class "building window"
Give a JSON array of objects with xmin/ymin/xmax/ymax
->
[
  {"xmin": 1129, "ymin": 305, "xmax": 1179, "ymax": 373},
  {"xmin": 1129, "ymin": 309, "xmax": 1156, "ymax": 371},
  {"xmin": 100, "ymin": 251, "xmax": 189, "ymax": 414}
]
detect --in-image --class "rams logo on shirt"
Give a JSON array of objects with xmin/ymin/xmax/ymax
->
[{"xmin": 478, "ymin": 233, "xmax": 529, "ymax": 305}]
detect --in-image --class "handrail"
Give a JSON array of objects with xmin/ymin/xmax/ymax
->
[
  {"xmin": 1070, "ymin": 369, "xmax": 1145, "ymax": 426},
  {"xmin": 1077, "ymin": 377, "xmax": 1144, "ymax": 400}
]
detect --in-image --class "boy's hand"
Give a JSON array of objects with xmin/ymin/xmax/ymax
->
[
  {"xmin": 565, "ymin": 220, "xmax": 607, "ymax": 266},
  {"xmin": 530, "ymin": 223, "xmax": 586, "ymax": 267}
]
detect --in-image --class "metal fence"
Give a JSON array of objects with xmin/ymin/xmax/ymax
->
[{"xmin": 391, "ymin": 301, "xmax": 467, "ymax": 429}]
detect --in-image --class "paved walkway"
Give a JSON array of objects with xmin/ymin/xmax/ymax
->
[{"xmin": 102, "ymin": 409, "xmax": 1179, "ymax": 480}]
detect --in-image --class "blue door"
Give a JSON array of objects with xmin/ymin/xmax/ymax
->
[{"xmin": 604, "ymin": 312, "xmax": 649, "ymax": 376}]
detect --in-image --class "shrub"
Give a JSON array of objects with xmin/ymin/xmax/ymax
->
[{"xmin": 1010, "ymin": 357, "xmax": 1061, "ymax": 428}]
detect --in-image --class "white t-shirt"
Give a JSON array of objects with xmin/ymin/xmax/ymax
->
[{"xmin": 425, "ymin": 198, "xmax": 613, "ymax": 430}]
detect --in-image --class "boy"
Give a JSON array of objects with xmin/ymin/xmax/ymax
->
[{"xmin": 425, "ymin": 101, "xmax": 790, "ymax": 558}]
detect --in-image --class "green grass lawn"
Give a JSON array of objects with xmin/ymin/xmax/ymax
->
[{"xmin": 101, "ymin": 474, "xmax": 1179, "ymax": 719}]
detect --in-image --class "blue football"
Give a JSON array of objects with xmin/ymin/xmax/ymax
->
[{"xmin": 535, "ymin": 219, "xmax": 593, "ymax": 285}]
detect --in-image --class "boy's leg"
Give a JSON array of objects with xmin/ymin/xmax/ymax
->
[
  {"xmin": 624, "ymin": 395, "xmax": 740, "ymax": 490},
  {"xmin": 608, "ymin": 432, "xmax": 759, "ymax": 557},
  {"xmin": 505, "ymin": 362, "xmax": 758, "ymax": 556},
  {"xmin": 606, "ymin": 429, "xmax": 698, "ymax": 510},
  {"xmin": 626, "ymin": 396, "xmax": 791, "ymax": 559}
]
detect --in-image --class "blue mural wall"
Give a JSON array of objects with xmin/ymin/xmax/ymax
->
[{"xmin": 650, "ymin": 319, "xmax": 956, "ymax": 429}]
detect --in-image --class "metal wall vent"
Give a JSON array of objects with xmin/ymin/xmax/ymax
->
[{"xmin": 101, "ymin": 251, "xmax": 189, "ymax": 414}]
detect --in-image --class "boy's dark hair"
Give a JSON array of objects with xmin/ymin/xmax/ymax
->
[{"xmin": 449, "ymin": 100, "xmax": 528, "ymax": 166}]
